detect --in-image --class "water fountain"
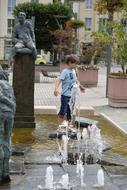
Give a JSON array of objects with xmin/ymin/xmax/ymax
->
[
  {"xmin": 76, "ymin": 153, "xmax": 86, "ymax": 187},
  {"xmin": 45, "ymin": 166, "xmax": 54, "ymax": 189},
  {"xmin": 35, "ymin": 82, "xmax": 105, "ymax": 190},
  {"xmin": 37, "ymin": 185, "xmax": 43, "ymax": 190},
  {"xmin": 59, "ymin": 173, "xmax": 69, "ymax": 189}
]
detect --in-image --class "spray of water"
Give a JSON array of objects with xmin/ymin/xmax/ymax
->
[
  {"xmin": 45, "ymin": 166, "xmax": 54, "ymax": 189},
  {"xmin": 76, "ymin": 153, "xmax": 86, "ymax": 187},
  {"xmin": 59, "ymin": 173, "xmax": 69, "ymax": 189},
  {"xmin": 61, "ymin": 135, "xmax": 69, "ymax": 164}
]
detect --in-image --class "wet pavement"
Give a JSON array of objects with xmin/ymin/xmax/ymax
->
[
  {"xmin": 9, "ymin": 65, "xmax": 127, "ymax": 134},
  {"xmin": 5, "ymin": 65, "xmax": 127, "ymax": 190},
  {"xmin": 1, "ymin": 147, "xmax": 126, "ymax": 190}
]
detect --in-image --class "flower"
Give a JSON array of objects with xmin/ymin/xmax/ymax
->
[{"xmin": 77, "ymin": 64, "xmax": 98, "ymax": 71}]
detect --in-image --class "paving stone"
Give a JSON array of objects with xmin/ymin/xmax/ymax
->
[
  {"xmin": 101, "ymin": 152, "xmax": 127, "ymax": 167},
  {"xmin": 11, "ymin": 145, "xmax": 31, "ymax": 156},
  {"xmin": 25, "ymin": 148, "xmax": 61, "ymax": 164},
  {"xmin": 75, "ymin": 116, "xmax": 98, "ymax": 128},
  {"xmin": 76, "ymin": 107, "xmax": 95, "ymax": 116},
  {"xmin": 10, "ymin": 156, "xmax": 25, "ymax": 175}
]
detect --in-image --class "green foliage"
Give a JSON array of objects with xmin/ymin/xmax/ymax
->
[
  {"xmin": 92, "ymin": 31, "xmax": 112, "ymax": 45},
  {"xmin": 94, "ymin": 0, "xmax": 124, "ymax": 14},
  {"xmin": 111, "ymin": 21, "xmax": 127, "ymax": 67},
  {"xmin": 93, "ymin": 0, "xmax": 127, "ymax": 74},
  {"xmin": 70, "ymin": 19, "xmax": 85, "ymax": 29},
  {"xmin": 92, "ymin": 20, "xmax": 127, "ymax": 74},
  {"xmin": 13, "ymin": 2, "xmax": 72, "ymax": 51},
  {"xmin": 110, "ymin": 72, "xmax": 127, "ymax": 77},
  {"xmin": 78, "ymin": 64, "xmax": 99, "ymax": 70}
]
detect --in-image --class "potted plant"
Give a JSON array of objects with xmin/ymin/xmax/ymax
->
[
  {"xmin": 107, "ymin": 21, "xmax": 127, "ymax": 107},
  {"xmin": 94, "ymin": 0, "xmax": 127, "ymax": 107},
  {"xmin": 77, "ymin": 64, "xmax": 99, "ymax": 87},
  {"xmin": 77, "ymin": 40, "xmax": 103, "ymax": 86}
]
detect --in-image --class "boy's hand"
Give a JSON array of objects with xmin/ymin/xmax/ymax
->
[
  {"xmin": 54, "ymin": 90, "xmax": 59, "ymax": 96},
  {"xmin": 79, "ymin": 85, "xmax": 85, "ymax": 93}
]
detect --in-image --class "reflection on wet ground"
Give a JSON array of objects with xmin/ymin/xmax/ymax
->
[{"xmin": 12, "ymin": 115, "xmax": 127, "ymax": 157}]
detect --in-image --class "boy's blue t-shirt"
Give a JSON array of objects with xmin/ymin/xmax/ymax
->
[{"xmin": 59, "ymin": 68, "xmax": 77, "ymax": 97}]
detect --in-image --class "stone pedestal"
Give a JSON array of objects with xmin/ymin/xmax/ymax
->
[
  {"xmin": 13, "ymin": 54, "xmax": 35, "ymax": 128},
  {"xmin": 35, "ymin": 71, "xmax": 40, "ymax": 83}
]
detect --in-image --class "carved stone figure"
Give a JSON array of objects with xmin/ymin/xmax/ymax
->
[
  {"xmin": 0, "ymin": 65, "xmax": 16, "ymax": 184},
  {"xmin": 12, "ymin": 12, "xmax": 37, "ymax": 59}
]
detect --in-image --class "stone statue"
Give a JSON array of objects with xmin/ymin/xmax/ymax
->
[
  {"xmin": 12, "ymin": 12, "xmax": 37, "ymax": 59},
  {"xmin": 0, "ymin": 65, "xmax": 16, "ymax": 184}
]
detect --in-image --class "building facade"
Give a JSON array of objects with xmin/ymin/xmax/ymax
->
[
  {"xmin": 0, "ymin": 0, "xmax": 121, "ymax": 61},
  {"xmin": 72, "ymin": 0, "xmax": 104, "ymax": 46}
]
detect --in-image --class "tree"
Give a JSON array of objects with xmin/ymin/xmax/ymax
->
[
  {"xmin": 94, "ymin": 0, "xmax": 124, "ymax": 14},
  {"xmin": 13, "ymin": 2, "xmax": 72, "ymax": 51},
  {"xmin": 94, "ymin": 0, "xmax": 125, "ymax": 96},
  {"xmin": 51, "ymin": 19, "xmax": 84, "ymax": 63}
]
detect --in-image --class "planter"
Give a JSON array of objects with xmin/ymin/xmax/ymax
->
[
  {"xmin": 108, "ymin": 75, "xmax": 127, "ymax": 107},
  {"xmin": 78, "ymin": 68, "xmax": 98, "ymax": 86}
]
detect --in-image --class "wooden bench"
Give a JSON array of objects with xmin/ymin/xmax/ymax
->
[
  {"xmin": 41, "ymin": 69, "xmax": 58, "ymax": 78},
  {"xmin": 41, "ymin": 69, "xmax": 59, "ymax": 82}
]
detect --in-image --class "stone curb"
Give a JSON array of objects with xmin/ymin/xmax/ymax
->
[
  {"xmin": 34, "ymin": 106, "xmax": 95, "ymax": 116},
  {"xmin": 76, "ymin": 106, "xmax": 95, "ymax": 116},
  {"xmin": 34, "ymin": 105, "xmax": 57, "ymax": 115},
  {"xmin": 100, "ymin": 113, "xmax": 127, "ymax": 135}
]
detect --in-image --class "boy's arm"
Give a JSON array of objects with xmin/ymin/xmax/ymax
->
[
  {"xmin": 79, "ymin": 84, "xmax": 85, "ymax": 92},
  {"xmin": 54, "ymin": 78, "xmax": 61, "ymax": 96},
  {"xmin": 74, "ymin": 69, "xmax": 85, "ymax": 92}
]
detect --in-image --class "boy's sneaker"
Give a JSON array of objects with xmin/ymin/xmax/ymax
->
[
  {"xmin": 56, "ymin": 127, "xmax": 66, "ymax": 133},
  {"xmin": 68, "ymin": 126, "xmax": 77, "ymax": 133},
  {"xmin": 59, "ymin": 120, "xmax": 68, "ymax": 128}
]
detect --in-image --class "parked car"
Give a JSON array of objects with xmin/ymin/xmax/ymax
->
[{"xmin": 35, "ymin": 54, "xmax": 46, "ymax": 65}]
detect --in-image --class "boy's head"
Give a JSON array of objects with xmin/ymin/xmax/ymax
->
[{"xmin": 66, "ymin": 54, "xmax": 79, "ymax": 64}]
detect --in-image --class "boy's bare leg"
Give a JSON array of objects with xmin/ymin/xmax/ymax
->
[
  {"xmin": 58, "ymin": 115, "xmax": 63, "ymax": 126},
  {"xmin": 56, "ymin": 115, "xmax": 65, "ymax": 132}
]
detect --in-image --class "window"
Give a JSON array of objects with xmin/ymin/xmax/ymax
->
[
  {"xmin": 85, "ymin": 18, "xmax": 92, "ymax": 31},
  {"xmin": 85, "ymin": 0, "xmax": 92, "ymax": 9},
  {"xmin": 7, "ymin": 19, "xmax": 15, "ymax": 34},
  {"xmin": 4, "ymin": 40, "xmax": 13, "ymax": 59},
  {"xmin": 8, "ymin": 0, "xmax": 16, "ymax": 14},
  {"xmin": 121, "ymin": 18, "xmax": 127, "ymax": 32},
  {"xmin": 99, "ymin": 18, "xmax": 109, "ymax": 31}
]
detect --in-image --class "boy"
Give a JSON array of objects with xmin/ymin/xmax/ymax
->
[{"xmin": 54, "ymin": 54, "xmax": 85, "ymax": 132}]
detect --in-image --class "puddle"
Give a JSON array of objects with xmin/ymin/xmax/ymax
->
[{"xmin": 12, "ymin": 115, "xmax": 127, "ymax": 157}]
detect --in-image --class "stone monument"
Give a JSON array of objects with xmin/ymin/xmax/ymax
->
[
  {"xmin": 0, "ymin": 65, "xmax": 16, "ymax": 184},
  {"xmin": 12, "ymin": 12, "xmax": 37, "ymax": 128}
]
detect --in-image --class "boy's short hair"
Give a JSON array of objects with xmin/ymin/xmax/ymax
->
[{"xmin": 65, "ymin": 54, "xmax": 80, "ymax": 64}]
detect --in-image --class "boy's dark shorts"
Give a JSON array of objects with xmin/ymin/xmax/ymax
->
[{"xmin": 58, "ymin": 95, "xmax": 71, "ymax": 118}]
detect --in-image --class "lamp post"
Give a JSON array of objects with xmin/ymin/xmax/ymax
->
[{"xmin": 106, "ymin": 12, "xmax": 113, "ymax": 97}]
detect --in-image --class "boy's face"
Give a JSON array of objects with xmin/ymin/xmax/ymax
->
[{"xmin": 68, "ymin": 61, "xmax": 78, "ymax": 69}]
